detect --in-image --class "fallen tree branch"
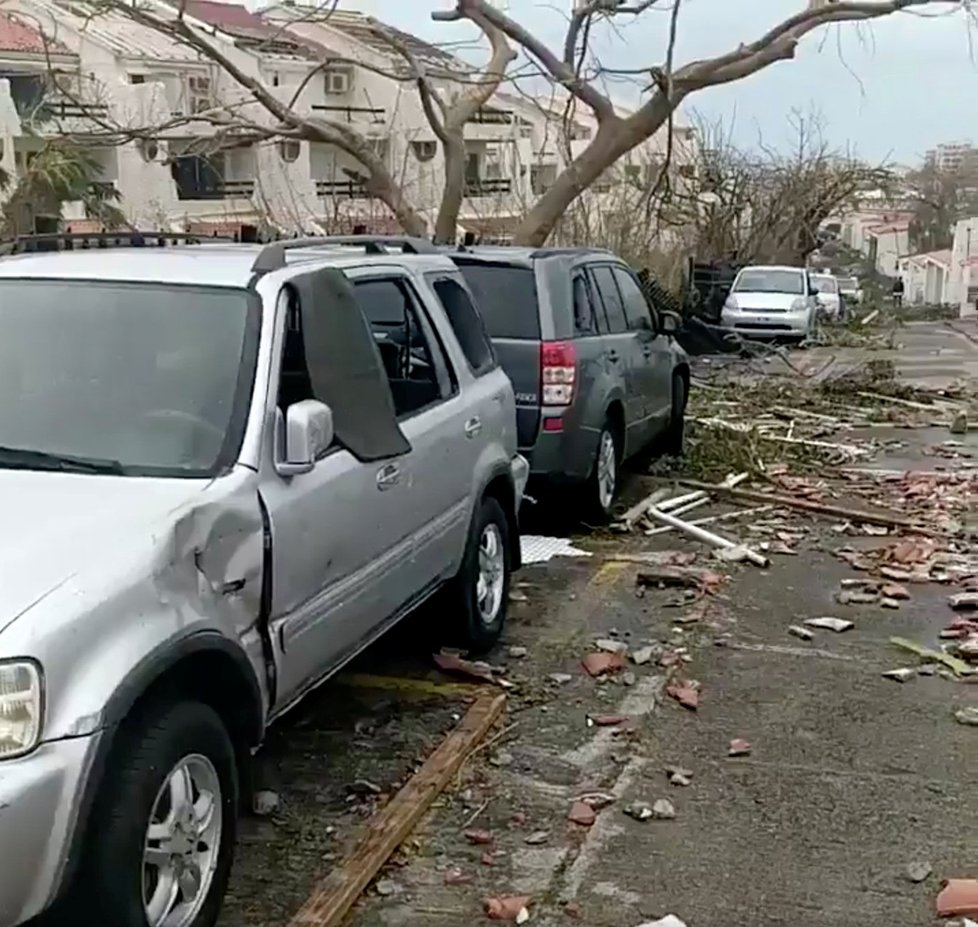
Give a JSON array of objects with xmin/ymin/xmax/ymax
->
[{"xmin": 677, "ymin": 479, "xmax": 941, "ymax": 535}]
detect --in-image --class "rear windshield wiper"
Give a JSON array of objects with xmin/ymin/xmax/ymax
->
[{"xmin": 0, "ymin": 445, "xmax": 126, "ymax": 475}]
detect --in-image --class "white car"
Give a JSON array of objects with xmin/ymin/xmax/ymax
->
[
  {"xmin": 720, "ymin": 265, "xmax": 819, "ymax": 341},
  {"xmin": 809, "ymin": 273, "xmax": 842, "ymax": 320}
]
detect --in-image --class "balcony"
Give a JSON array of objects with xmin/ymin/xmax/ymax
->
[
  {"xmin": 44, "ymin": 98, "xmax": 110, "ymax": 121},
  {"xmin": 310, "ymin": 104, "xmax": 388, "ymax": 135},
  {"xmin": 316, "ymin": 179, "xmax": 370, "ymax": 199},
  {"xmin": 175, "ymin": 180, "xmax": 256, "ymax": 201},
  {"xmin": 464, "ymin": 178, "xmax": 513, "ymax": 198}
]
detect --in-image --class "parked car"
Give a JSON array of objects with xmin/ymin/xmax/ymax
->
[
  {"xmin": 809, "ymin": 272, "xmax": 843, "ymax": 320},
  {"xmin": 836, "ymin": 275, "xmax": 863, "ymax": 310},
  {"xmin": 442, "ymin": 246, "xmax": 689, "ymax": 519},
  {"xmin": 720, "ymin": 264, "xmax": 820, "ymax": 341},
  {"xmin": 0, "ymin": 233, "xmax": 527, "ymax": 927}
]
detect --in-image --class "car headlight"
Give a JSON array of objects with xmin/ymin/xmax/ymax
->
[
  {"xmin": 0, "ymin": 661, "xmax": 43, "ymax": 759},
  {"xmin": 790, "ymin": 298, "xmax": 807, "ymax": 312},
  {"xmin": 723, "ymin": 298, "xmax": 739, "ymax": 313}
]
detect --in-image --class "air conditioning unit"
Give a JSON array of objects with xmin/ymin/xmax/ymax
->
[{"xmin": 324, "ymin": 68, "xmax": 352, "ymax": 95}]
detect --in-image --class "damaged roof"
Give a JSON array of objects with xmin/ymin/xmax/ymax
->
[
  {"xmin": 0, "ymin": 11, "xmax": 74, "ymax": 56},
  {"xmin": 181, "ymin": 0, "xmax": 315, "ymax": 59}
]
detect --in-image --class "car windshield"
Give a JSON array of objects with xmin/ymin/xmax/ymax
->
[
  {"xmin": 733, "ymin": 269, "xmax": 805, "ymax": 295},
  {"xmin": 0, "ymin": 279, "xmax": 255, "ymax": 477},
  {"xmin": 812, "ymin": 276, "xmax": 838, "ymax": 294}
]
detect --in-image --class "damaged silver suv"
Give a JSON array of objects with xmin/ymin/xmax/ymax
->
[{"xmin": 0, "ymin": 233, "xmax": 527, "ymax": 927}]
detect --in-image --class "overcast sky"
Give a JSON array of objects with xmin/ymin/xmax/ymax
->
[{"xmin": 348, "ymin": 0, "xmax": 974, "ymax": 165}]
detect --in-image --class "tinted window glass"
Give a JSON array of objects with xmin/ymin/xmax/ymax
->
[
  {"xmin": 591, "ymin": 266, "xmax": 628, "ymax": 334},
  {"xmin": 572, "ymin": 273, "xmax": 599, "ymax": 336},
  {"xmin": 429, "ymin": 275, "xmax": 496, "ymax": 375},
  {"xmin": 354, "ymin": 278, "xmax": 447, "ymax": 418},
  {"xmin": 0, "ymin": 280, "xmax": 252, "ymax": 476},
  {"xmin": 613, "ymin": 267, "xmax": 654, "ymax": 332},
  {"xmin": 454, "ymin": 261, "xmax": 541, "ymax": 339}
]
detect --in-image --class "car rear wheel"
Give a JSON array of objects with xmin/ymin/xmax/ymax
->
[
  {"xmin": 584, "ymin": 422, "xmax": 620, "ymax": 521},
  {"xmin": 75, "ymin": 700, "xmax": 238, "ymax": 927},
  {"xmin": 448, "ymin": 495, "xmax": 512, "ymax": 653}
]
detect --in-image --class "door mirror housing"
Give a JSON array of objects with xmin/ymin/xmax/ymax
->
[
  {"xmin": 275, "ymin": 399, "xmax": 334, "ymax": 476},
  {"xmin": 659, "ymin": 310, "xmax": 681, "ymax": 335}
]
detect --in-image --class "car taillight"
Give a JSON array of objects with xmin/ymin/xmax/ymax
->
[{"xmin": 541, "ymin": 340, "xmax": 576, "ymax": 406}]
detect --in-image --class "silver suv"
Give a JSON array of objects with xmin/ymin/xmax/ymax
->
[{"xmin": 0, "ymin": 233, "xmax": 527, "ymax": 927}]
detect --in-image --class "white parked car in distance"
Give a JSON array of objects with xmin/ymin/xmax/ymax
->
[
  {"xmin": 720, "ymin": 265, "xmax": 819, "ymax": 342},
  {"xmin": 809, "ymin": 273, "xmax": 842, "ymax": 320}
]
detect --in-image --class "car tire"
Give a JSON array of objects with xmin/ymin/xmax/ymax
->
[
  {"xmin": 584, "ymin": 421, "xmax": 620, "ymax": 522},
  {"xmin": 662, "ymin": 373, "xmax": 687, "ymax": 456},
  {"xmin": 74, "ymin": 700, "xmax": 238, "ymax": 927},
  {"xmin": 449, "ymin": 495, "xmax": 512, "ymax": 653}
]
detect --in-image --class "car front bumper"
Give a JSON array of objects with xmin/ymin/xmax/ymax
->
[
  {"xmin": 720, "ymin": 307, "xmax": 811, "ymax": 338},
  {"xmin": 0, "ymin": 733, "xmax": 101, "ymax": 925}
]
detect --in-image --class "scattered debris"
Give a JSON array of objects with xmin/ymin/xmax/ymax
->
[
  {"xmin": 881, "ymin": 597, "xmax": 901, "ymax": 609},
  {"xmin": 574, "ymin": 791, "xmax": 617, "ymax": 810},
  {"xmin": 837, "ymin": 591, "xmax": 878, "ymax": 605},
  {"xmin": 567, "ymin": 801, "xmax": 597, "ymax": 827},
  {"xmin": 954, "ymin": 707, "xmax": 978, "ymax": 726},
  {"xmin": 582, "ymin": 651, "xmax": 628, "ymax": 677},
  {"xmin": 635, "ymin": 566, "xmax": 728, "ymax": 590},
  {"xmin": 882, "ymin": 668, "xmax": 915, "ymax": 683},
  {"xmin": 728, "ymin": 738, "xmax": 752, "ymax": 757},
  {"xmin": 520, "ymin": 536, "xmax": 592, "ymax": 564},
  {"xmin": 595, "ymin": 638, "xmax": 629, "ymax": 653},
  {"xmin": 645, "ymin": 505, "xmax": 770, "ymax": 568},
  {"xmin": 630, "ymin": 645, "xmax": 658, "ymax": 666},
  {"xmin": 253, "ymin": 789, "xmax": 281, "ymax": 817},
  {"xmin": 549, "ymin": 673, "xmax": 573, "ymax": 685},
  {"xmin": 587, "ymin": 713, "xmax": 628, "ymax": 727},
  {"xmin": 484, "ymin": 896, "xmax": 533, "ymax": 922},
  {"xmin": 880, "ymin": 582, "xmax": 910, "ymax": 600},
  {"xmin": 524, "ymin": 831, "xmax": 550, "ymax": 846},
  {"xmin": 444, "ymin": 867, "xmax": 473, "ymax": 886},
  {"xmin": 891, "ymin": 637, "xmax": 974, "ymax": 677},
  {"xmin": 623, "ymin": 801, "xmax": 654, "ymax": 821},
  {"xmin": 374, "ymin": 878, "xmax": 399, "ymax": 897},
  {"xmin": 950, "ymin": 593, "xmax": 978, "ymax": 612},
  {"xmin": 622, "ymin": 671, "xmax": 637, "ymax": 687},
  {"xmin": 936, "ymin": 879, "xmax": 978, "ymax": 917},
  {"xmin": 433, "ymin": 652, "xmax": 500, "ymax": 686},
  {"xmin": 788, "ymin": 625, "xmax": 814, "ymax": 641},
  {"xmin": 652, "ymin": 798, "xmax": 677, "ymax": 820},
  {"xmin": 464, "ymin": 829, "xmax": 494, "ymax": 845},
  {"xmin": 905, "ymin": 860, "xmax": 933, "ymax": 883},
  {"xmin": 805, "ymin": 617, "xmax": 854, "ymax": 633},
  {"xmin": 507, "ymin": 646, "xmax": 528, "ymax": 659},
  {"xmin": 666, "ymin": 680, "xmax": 701, "ymax": 710},
  {"xmin": 634, "ymin": 916, "xmax": 689, "ymax": 927},
  {"xmin": 665, "ymin": 765, "xmax": 694, "ymax": 786}
]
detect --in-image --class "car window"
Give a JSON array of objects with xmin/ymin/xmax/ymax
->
[
  {"xmin": 427, "ymin": 274, "xmax": 497, "ymax": 376},
  {"xmin": 572, "ymin": 272, "xmax": 601, "ymax": 336},
  {"xmin": 733, "ymin": 269, "xmax": 805, "ymax": 295},
  {"xmin": 0, "ymin": 279, "xmax": 254, "ymax": 477},
  {"xmin": 612, "ymin": 267, "xmax": 654, "ymax": 332},
  {"xmin": 354, "ymin": 277, "xmax": 453, "ymax": 419},
  {"xmin": 812, "ymin": 276, "xmax": 838, "ymax": 294},
  {"xmin": 590, "ymin": 266, "xmax": 628, "ymax": 334},
  {"xmin": 453, "ymin": 261, "xmax": 541, "ymax": 340}
]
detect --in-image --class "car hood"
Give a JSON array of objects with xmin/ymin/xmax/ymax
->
[
  {"xmin": 730, "ymin": 291, "xmax": 804, "ymax": 311},
  {"xmin": 0, "ymin": 471, "xmax": 210, "ymax": 635}
]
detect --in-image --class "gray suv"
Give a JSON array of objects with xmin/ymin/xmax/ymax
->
[
  {"xmin": 449, "ymin": 247, "xmax": 690, "ymax": 518},
  {"xmin": 0, "ymin": 233, "xmax": 526, "ymax": 927}
]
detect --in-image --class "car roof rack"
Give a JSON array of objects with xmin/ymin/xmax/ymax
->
[
  {"xmin": 0, "ymin": 231, "xmax": 234, "ymax": 256},
  {"xmin": 250, "ymin": 235, "xmax": 439, "ymax": 273}
]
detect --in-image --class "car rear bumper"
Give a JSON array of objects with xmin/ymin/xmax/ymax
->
[
  {"xmin": 0, "ymin": 733, "xmax": 101, "ymax": 925},
  {"xmin": 520, "ymin": 411, "xmax": 599, "ymax": 483},
  {"xmin": 720, "ymin": 307, "xmax": 811, "ymax": 338}
]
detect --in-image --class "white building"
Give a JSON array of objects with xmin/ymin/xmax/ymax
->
[
  {"xmin": 949, "ymin": 216, "xmax": 978, "ymax": 316},
  {"xmin": 0, "ymin": 0, "xmax": 694, "ymax": 241},
  {"xmin": 897, "ymin": 249, "xmax": 952, "ymax": 305}
]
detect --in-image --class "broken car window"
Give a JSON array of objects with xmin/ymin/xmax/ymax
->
[{"xmin": 428, "ymin": 275, "xmax": 497, "ymax": 376}]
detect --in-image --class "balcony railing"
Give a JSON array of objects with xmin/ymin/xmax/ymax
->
[
  {"xmin": 469, "ymin": 108, "xmax": 514, "ymax": 125},
  {"xmin": 464, "ymin": 178, "xmax": 513, "ymax": 197},
  {"xmin": 44, "ymin": 98, "xmax": 111, "ymax": 120},
  {"xmin": 176, "ymin": 180, "xmax": 256, "ymax": 201},
  {"xmin": 316, "ymin": 179, "xmax": 370, "ymax": 199},
  {"xmin": 311, "ymin": 104, "xmax": 386, "ymax": 124}
]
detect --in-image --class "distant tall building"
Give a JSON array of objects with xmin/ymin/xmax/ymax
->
[{"xmin": 925, "ymin": 142, "xmax": 978, "ymax": 174}]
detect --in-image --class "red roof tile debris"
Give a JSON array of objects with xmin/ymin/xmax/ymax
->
[{"xmin": 0, "ymin": 12, "xmax": 73, "ymax": 55}]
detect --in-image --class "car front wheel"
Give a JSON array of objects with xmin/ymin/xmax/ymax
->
[{"xmin": 76, "ymin": 700, "xmax": 238, "ymax": 927}]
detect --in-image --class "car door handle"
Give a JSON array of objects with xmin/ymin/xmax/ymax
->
[
  {"xmin": 376, "ymin": 463, "xmax": 400, "ymax": 490},
  {"xmin": 607, "ymin": 350, "xmax": 620, "ymax": 363},
  {"xmin": 642, "ymin": 346, "xmax": 653, "ymax": 358},
  {"xmin": 464, "ymin": 416, "xmax": 482, "ymax": 439}
]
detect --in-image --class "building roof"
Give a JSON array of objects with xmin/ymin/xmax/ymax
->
[
  {"xmin": 24, "ymin": 0, "xmax": 205, "ymax": 62},
  {"xmin": 868, "ymin": 221, "xmax": 910, "ymax": 234},
  {"xmin": 182, "ymin": 0, "xmax": 313, "ymax": 59},
  {"xmin": 0, "ymin": 11, "xmax": 73, "ymax": 55}
]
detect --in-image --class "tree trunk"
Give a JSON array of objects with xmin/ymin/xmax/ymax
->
[
  {"xmin": 363, "ymin": 173, "xmax": 428, "ymax": 239},
  {"xmin": 512, "ymin": 95, "xmax": 677, "ymax": 247},
  {"xmin": 433, "ymin": 136, "xmax": 466, "ymax": 244}
]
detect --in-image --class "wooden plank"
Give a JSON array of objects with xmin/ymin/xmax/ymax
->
[{"xmin": 288, "ymin": 691, "xmax": 507, "ymax": 927}]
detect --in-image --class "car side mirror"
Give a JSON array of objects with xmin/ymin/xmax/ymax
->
[
  {"xmin": 659, "ymin": 310, "xmax": 681, "ymax": 335},
  {"xmin": 810, "ymin": 287, "xmax": 820, "ymax": 296},
  {"xmin": 275, "ymin": 399, "xmax": 334, "ymax": 477}
]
